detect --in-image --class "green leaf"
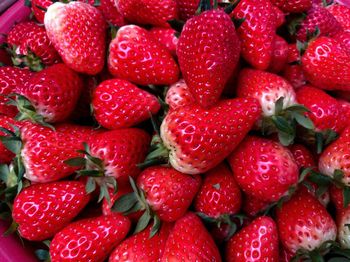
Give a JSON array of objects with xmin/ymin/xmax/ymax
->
[
  {"xmin": 0, "ymin": 136, "xmax": 22, "ymax": 154},
  {"xmin": 212, "ymin": 183, "xmax": 220, "ymax": 190},
  {"xmin": 64, "ymin": 157, "xmax": 86, "ymax": 167},
  {"xmin": 149, "ymin": 214, "xmax": 161, "ymax": 238},
  {"xmin": 293, "ymin": 113, "xmax": 314, "ymax": 130},
  {"xmin": 309, "ymin": 251, "xmax": 324, "ymax": 262},
  {"xmin": 285, "ymin": 104, "xmax": 310, "ymax": 113},
  {"xmin": 76, "ymin": 170, "xmax": 102, "ymax": 177},
  {"xmin": 274, "ymin": 97, "xmax": 285, "ymax": 115},
  {"xmin": 278, "ymin": 131, "xmax": 295, "ymax": 146},
  {"xmin": 343, "ymin": 187, "xmax": 350, "ymax": 208},
  {"xmin": 271, "ymin": 116, "xmax": 294, "ymax": 134},
  {"xmin": 93, "ymin": 0, "xmax": 101, "ymax": 6},
  {"xmin": 315, "ymin": 132, "xmax": 324, "ymax": 154},
  {"xmin": 87, "ymin": 155, "xmax": 103, "ymax": 167},
  {"xmin": 85, "ymin": 177, "xmax": 96, "ymax": 194},
  {"xmin": 196, "ymin": 212, "xmax": 217, "ymax": 223},
  {"xmin": 112, "ymin": 192, "xmax": 138, "ymax": 213},
  {"xmin": 167, "ymin": 19, "xmax": 185, "ymax": 33},
  {"xmin": 97, "ymin": 183, "xmax": 110, "ymax": 203},
  {"xmin": 232, "ymin": 17, "xmax": 246, "ymax": 28},
  {"xmin": 35, "ymin": 249, "xmax": 50, "ymax": 261},
  {"xmin": 134, "ymin": 211, "xmax": 151, "ymax": 234},
  {"xmin": 323, "ymin": 129, "xmax": 338, "ymax": 146}
]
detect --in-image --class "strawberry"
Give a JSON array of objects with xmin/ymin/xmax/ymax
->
[
  {"xmin": 268, "ymin": 35, "xmax": 289, "ymax": 73},
  {"xmin": 165, "ymin": 79, "xmax": 194, "ymax": 111},
  {"xmin": 44, "ymin": 1, "xmax": 106, "ymax": 75},
  {"xmin": 6, "ymin": 22, "xmax": 35, "ymax": 46},
  {"xmin": 228, "ymin": 136, "xmax": 299, "ymax": 202},
  {"xmin": 270, "ymin": 0, "xmax": 312, "ymax": 13},
  {"xmin": 108, "ymin": 25, "xmax": 179, "ymax": 86},
  {"xmin": 0, "ymin": 115, "xmax": 21, "ymax": 164},
  {"xmin": 194, "ymin": 163, "xmax": 242, "ymax": 219},
  {"xmin": 327, "ymin": 3, "xmax": 350, "ymax": 32},
  {"xmin": 12, "ymin": 181, "xmax": 90, "ymax": 241},
  {"xmin": 272, "ymin": 4, "xmax": 285, "ymax": 28},
  {"xmin": 276, "ymin": 189, "xmax": 336, "ymax": 254},
  {"xmin": 50, "ymin": 214, "xmax": 131, "ymax": 262},
  {"xmin": 338, "ymin": 99, "xmax": 350, "ymax": 128},
  {"xmin": 334, "ymin": 31, "xmax": 350, "ymax": 52},
  {"xmin": 0, "ymin": 49, "xmax": 11, "ymax": 66},
  {"xmin": 161, "ymin": 212, "xmax": 221, "ymax": 261},
  {"xmin": 92, "ymin": 79, "xmax": 160, "ymax": 129},
  {"xmin": 283, "ymin": 64, "xmax": 307, "ymax": 90},
  {"xmin": 225, "ymin": 216, "xmax": 279, "ymax": 262},
  {"xmin": 15, "ymin": 63, "xmax": 82, "ymax": 124},
  {"xmin": 289, "ymin": 144, "xmax": 316, "ymax": 169},
  {"xmin": 115, "ymin": 0, "xmax": 178, "ymax": 27},
  {"xmin": 176, "ymin": 0, "xmax": 199, "ymax": 21},
  {"xmin": 337, "ymin": 206, "xmax": 350, "ymax": 248},
  {"xmin": 231, "ymin": 0, "xmax": 276, "ymax": 70},
  {"xmin": 301, "ymin": 36, "xmax": 350, "ymax": 91},
  {"xmin": 109, "ymin": 223, "xmax": 172, "ymax": 262},
  {"xmin": 0, "ymin": 66, "xmax": 32, "ymax": 117},
  {"xmin": 177, "ymin": 8, "xmax": 240, "ymax": 108},
  {"xmin": 87, "ymin": 0, "xmax": 126, "ymax": 27},
  {"xmin": 149, "ymin": 28, "xmax": 178, "ymax": 57},
  {"xmin": 242, "ymin": 194, "xmax": 271, "ymax": 217},
  {"xmin": 31, "ymin": 0, "xmax": 54, "ymax": 23}
]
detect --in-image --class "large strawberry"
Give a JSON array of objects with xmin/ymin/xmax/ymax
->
[
  {"xmin": 50, "ymin": 214, "xmax": 131, "ymax": 262},
  {"xmin": 12, "ymin": 181, "xmax": 90, "ymax": 241},
  {"xmin": 160, "ymin": 212, "xmax": 221, "ymax": 261},
  {"xmin": 231, "ymin": 0, "xmax": 276, "ymax": 70},
  {"xmin": 165, "ymin": 79, "xmax": 195, "ymax": 111},
  {"xmin": 270, "ymin": 0, "xmax": 312, "ymax": 13},
  {"xmin": 177, "ymin": 8, "xmax": 240, "ymax": 108},
  {"xmin": 44, "ymin": 1, "xmax": 106, "ymax": 75},
  {"xmin": 327, "ymin": 3, "xmax": 350, "ymax": 32},
  {"xmin": 108, "ymin": 25, "xmax": 179, "ymax": 86},
  {"xmin": 301, "ymin": 36, "xmax": 350, "ymax": 91},
  {"xmin": 225, "ymin": 216, "xmax": 279, "ymax": 262},
  {"xmin": 228, "ymin": 136, "xmax": 299, "ymax": 202},
  {"xmin": 92, "ymin": 79, "xmax": 160, "ymax": 130}
]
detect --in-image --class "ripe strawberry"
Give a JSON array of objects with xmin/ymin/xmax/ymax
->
[
  {"xmin": 177, "ymin": 9, "xmax": 240, "ymax": 108},
  {"xmin": 228, "ymin": 136, "xmax": 299, "ymax": 202},
  {"xmin": 0, "ymin": 49, "xmax": 11, "ymax": 66},
  {"xmin": 242, "ymin": 194, "xmax": 271, "ymax": 217},
  {"xmin": 92, "ymin": 79, "xmax": 160, "ymax": 129},
  {"xmin": 268, "ymin": 35, "xmax": 289, "ymax": 73},
  {"xmin": 287, "ymin": 43, "xmax": 300, "ymax": 64},
  {"xmin": 194, "ymin": 163, "xmax": 242, "ymax": 218},
  {"xmin": 149, "ymin": 28, "xmax": 178, "ymax": 57},
  {"xmin": 284, "ymin": 66, "xmax": 306, "ymax": 90},
  {"xmin": 165, "ymin": 79, "xmax": 194, "ymax": 111},
  {"xmin": 6, "ymin": 22, "xmax": 35, "ymax": 46},
  {"xmin": 301, "ymin": 36, "xmax": 350, "ymax": 91},
  {"xmin": 338, "ymin": 99, "xmax": 350, "ymax": 128},
  {"xmin": 334, "ymin": 31, "xmax": 350, "ymax": 52},
  {"xmin": 270, "ymin": 0, "xmax": 312, "ymax": 13},
  {"xmin": 231, "ymin": 0, "xmax": 276, "ymax": 70},
  {"xmin": 161, "ymin": 212, "xmax": 221, "ymax": 261},
  {"xmin": 12, "ymin": 181, "xmax": 90, "ymax": 241},
  {"xmin": 156, "ymin": 98, "xmax": 261, "ymax": 175},
  {"xmin": 272, "ymin": 4, "xmax": 285, "ymax": 27},
  {"xmin": 276, "ymin": 189, "xmax": 336, "ymax": 254},
  {"xmin": 108, "ymin": 25, "xmax": 179, "ymax": 86},
  {"xmin": 0, "ymin": 66, "xmax": 32, "ymax": 117},
  {"xmin": 289, "ymin": 144, "xmax": 316, "ymax": 169},
  {"xmin": 109, "ymin": 223, "xmax": 172, "ymax": 262},
  {"xmin": 115, "ymin": 0, "xmax": 177, "ymax": 27},
  {"xmin": 328, "ymin": 4, "xmax": 350, "ymax": 32},
  {"xmin": 0, "ymin": 115, "xmax": 21, "ymax": 164},
  {"xmin": 225, "ymin": 216, "xmax": 279, "ymax": 262},
  {"xmin": 50, "ymin": 214, "xmax": 131, "ymax": 262},
  {"xmin": 31, "ymin": 0, "xmax": 53, "ymax": 23},
  {"xmin": 87, "ymin": 0, "xmax": 126, "ymax": 26},
  {"xmin": 44, "ymin": 1, "xmax": 106, "ymax": 75}
]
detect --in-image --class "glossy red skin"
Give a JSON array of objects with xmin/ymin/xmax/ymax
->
[
  {"xmin": 160, "ymin": 98, "xmax": 261, "ymax": 175},
  {"xmin": 116, "ymin": 0, "xmax": 177, "ymax": 27},
  {"xmin": 334, "ymin": 31, "xmax": 350, "ymax": 52},
  {"xmin": 272, "ymin": 4, "xmax": 285, "ymax": 27},
  {"xmin": 194, "ymin": 163, "xmax": 242, "ymax": 218},
  {"xmin": 86, "ymin": 0, "xmax": 126, "ymax": 26},
  {"xmin": 225, "ymin": 216, "xmax": 279, "ymax": 262},
  {"xmin": 0, "ymin": 116, "xmax": 21, "ymax": 163},
  {"xmin": 228, "ymin": 136, "xmax": 299, "ymax": 202},
  {"xmin": 282, "ymin": 64, "xmax": 306, "ymax": 90},
  {"xmin": 338, "ymin": 99, "xmax": 350, "ymax": 128},
  {"xmin": 231, "ymin": 0, "xmax": 276, "ymax": 70},
  {"xmin": 45, "ymin": 2, "xmax": 106, "ymax": 75},
  {"xmin": 165, "ymin": 79, "xmax": 195, "ymax": 111},
  {"xmin": 301, "ymin": 36, "xmax": 350, "ymax": 91},
  {"xmin": 270, "ymin": 0, "xmax": 312, "ymax": 13},
  {"xmin": 92, "ymin": 79, "xmax": 160, "ymax": 129},
  {"xmin": 161, "ymin": 212, "xmax": 221, "ymax": 261},
  {"xmin": 268, "ymin": 35, "xmax": 289, "ymax": 73},
  {"xmin": 243, "ymin": 194, "xmax": 271, "ymax": 217},
  {"xmin": 50, "ymin": 214, "xmax": 131, "ymax": 262},
  {"xmin": 109, "ymin": 223, "xmax": 172, "ymax": 262},
  {"xmin": 89, "ymin": 129, "xmax": 150, "ymax": 184},
  {"xmin": 328, "ymin": 4, "xmax": 350, "ymax": 32},
  {"xmin": 108, "ymin": 25, "xmax": 179, "ymax": 86},
  {"xmin": 20, "ymin": 122, "xmax": 97, "ymax": 183},
  {"xmin": 289, "ymin": 144, "xmax": 316, "ymax": 169},
  {"xmin": 177, "ymin": 9, "xmax": 240, "ymax": 108},
  {"xmin": 280, "ymin": 247, "xmax": 296, "ymax": 262},
  {"xmin": 149, "ymin": 27, "xmax": 178, "ymax": 57},
  {"xmin": 12, "ymin": 181, "xmax": 90, "ymax": 241},
  {"xmin": 0, "ymin": 66, "xmax": 32, "ymax": 117},
  {"xmin": 287, "ymin": 43, "xmax": 300, "ymax": 64},
  {"xmin": 276, "ymin": 190, "xmax": 336, "ymax": 253},
  {"xmin": 6, "ymin": 21, "xmax": 36, "ymax": 46},
  {"xmin": 137, "ymin": 166, "xmax": 201, "ymax": 222},
  {"xmin": 296, "ymin": 85, "xmax": 345, "ymax": 132},
  {"xmin": 31, "ymin": 0, "xmax": 54, "ymax": 23}
]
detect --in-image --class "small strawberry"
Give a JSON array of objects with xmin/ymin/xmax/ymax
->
[
  {"xmin": 289, "ymin": 144, "xmax": 316, "ymax": 169},
  {"xmin": 108, "ymin": 25, "xmax": 179, "ymax": 86},
  {"xmin": 270, "ymin": 0, "xmax": 312, "ymax": 13},
  {"xmin": 165, "ymin": 79, "xmax": 194, "ymax": 111},
  {"xmin": 272, "ymin": 4, "xmax": 285, "ymax": 28},
  {"xmin": 12, "ymin": 181, "xmax": 90, "ymax": 241},
  {"xmin": 115, "ymin": 0, "xmax": 178, "ymax": 27},
  {"xmin": 242, "ymin": 194, "xmax": 271, "ymax": 217},
  {"xmin": 88, "ymin": 0, "xmax": 126, "ymax": 26},
  {"xmin": 283, "ymin": 64, "xmax": 307, "ymax": 90},
  {"xmin": 176, "ymin": 0, "xmax": 202, "ymax": 21},
  {"xmin": 177, "ymin": 8, "xmax": 240, "ymax": 108},
  {"xmin": 327, "ymin": 3, "xmax": 350, "ymax": 32},
  {"xmin": 50, "ymin": 214, "xmax": 131, "ymax": 262},
  {"xmin": 44, "ymin": 1, "xmax": 106, "ymax": 75},
  {"xmin": 231, "ymin": 0, "xmax": 276, "ymax": 70},
  {"xmin": 228, "ymin": 136, "xmax": 299, "ymax": 202},
  {"xmin": 161, "ymin": 212, "xmax": 221, "ymax": 261},
  {"xmin": 92, "ymin": 79, "xmax": 160, "ymax": 130},
  {"xmin": 338, "ymin": 99, "xmax": 350, "ymax": 128},
  {"xmin": 225, "ymin": 216, "xmax": 279, "ymax": 262},
  {"xmin": 149, "ymin": 27, "xmax": 178, "ymax": 57},
  {"xmin": 268, "ymin": 35, "xmax": 289, "ymax": 73},
  {"xmin": 6, "ymin": 22, "xmax": 35, "ymax": 46}
]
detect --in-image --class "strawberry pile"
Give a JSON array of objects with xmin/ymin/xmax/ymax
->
[{"xmin": 1, "ymin": 0, "xmax": 350, "ymax": 261}]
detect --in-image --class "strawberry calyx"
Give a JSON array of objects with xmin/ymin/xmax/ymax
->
[{"xmin": 34, "ymin": 240, "xmax": 51, "ymax": 262}]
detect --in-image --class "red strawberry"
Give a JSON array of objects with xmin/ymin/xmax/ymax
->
[
  {"xmin": 176, "ymin": 0, "xmax": 200, "ymax": 21},
  {"xmin": 44, "ymin": 1, "xmax": 106, "ymax": 75},
  {"xmin": 301, "ymin": 36, "xmax": 350, "ymax": 91},
  {"xmin": 276, "ymin": 189, "xmax": 336, "ymax": 254},
  {"xmin": 31, "ymin": 0, "xmax": 53, "ymax": 23},
  {"xmin": 231, "ymin": 0, "xmax": 276, "ymax": 70},
  {"xmin": 6, "ymin": 22, "xmax": 35, "ymax": 46},
  {"xmin": 225, "ymin": 216, "xmax": 279, "ymax": 262},
  {"xmin": 283, "ymin": 64, "xmax": 306, "ymax": 90},
  {"xmin": 50, "ymin": 214, "xmax": 131, "ymax": 262},
  {"xmin": 228, "ymin": 136, "xmax": 299, "ymax": 202},
  {"xmin": 92, "ymin": 79, "xmax": 160, "ymax": 129},
  {"xmin": 334, "ymin": 31, "xmax": 350, "ymax": 52},
  {"xmin": 149, "ymin": 27, "xmax": 178, "ymax": 57},
  {"xmin": 177, "ymin": 9, "xmax": 240, "ymax": 108},
  {"xmin": 109, "ymin": 223, "xmax": 172, "ymax": 262},
  {"xmin": 161, "ymin": 212, "xmax": 221, "ymax": 261},
  {"xmin": 270, "ymin": 0, "xmax": 312, "ymax": 13},
  {"xmin": 12, "ymin": 181, "xmax": 90, "ymax": 241},
  {"xmin": 338, "ymin": 99, "xmax": 350, "ymax": 128},
  {"xmin": 157, "ymin": 98, "xmax": 261, "ymax": 174},
  {"xmin": 328, "ymin": 4, "xmax": 350, "ymax": 32},
  {"xmin": 87, "ymin": 0, "xmax": 126, "ymax": 27},
  {"xmin": 0, "ymin": 49, "xmax": 11, "ymax": 66},
  {"xmin": 0, "ymin": 66, "xmax": 32, "ymax": 117},
  {"xmin": 194, "ymin": 163, "xmax": 242, "ymax": 219},
  {"xmin": 0, "ymin": 115, "xmax": 21, "ymax": 164},
  {"xmin": 242, "ymin": 194, "xmax": 271, "ymax": 217},
  {"xmin": 272, "ymin": 4, "xmax": 285, "ymax": 27},
  {"xmin": 108, "ymin": 25, "xmax": 179, "ymax": 86},
  {"xmin": 287, "ymin": 43, "xmax": 300, "ymax": 64},
  {"xmin": 115, "ymin": 0, "xmax": 177, "ymax": 27},
  {"xmin": 268, "ymin": 35, "xmax": 289, "ymax": 73},
  {"xmin": 165, "ymin": 79, "xmax": 194, "ymax": 111}
]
